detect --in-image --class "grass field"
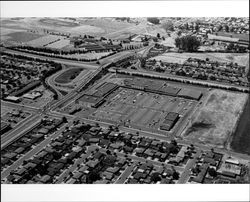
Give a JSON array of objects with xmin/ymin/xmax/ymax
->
[
  {"xmin": 45, "ymin": 39, "xmax": 70, "ymax": 49},
  {"xmin": 152, "ymin": 52, "xmax": 249, "ymax": 67},
  {"xmin": 39, "ymin": 18, "xmax": 80, "ymax": 27},
  {"xmin": 55, "ymin": 68, "xmax": 83, "ymax": 84},
  {"xmin": 6, "ymin": 31, "xmax": 43, "ymax": 43},
  {"xmin": 89, "ymin": 88, "xmax": 197, "ymax": 134},
  {"xmin": 27, "ymin": 35, "xmax": 64, "ymax": 47},
  {"xmin": 183, "ymin": 89, "xmax": 248, "ymax": 148}
]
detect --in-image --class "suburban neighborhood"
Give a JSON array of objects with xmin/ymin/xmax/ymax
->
[{"xmin": 1, "ymin": 17, "xmax": 249, "ymax": 185}]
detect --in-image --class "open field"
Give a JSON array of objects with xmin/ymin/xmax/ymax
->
[
  {"xmin": 27, "ymin": 35, "xmax": 64, "ymax": 47},
  {"xmin": 5, "ymin": 32, "xmax": 43, "ymax": 43},
  {"xmin": 45, "ymin": 39, "xmax": 70, "ymax": 49},
  {"xmin": 183, "ymin": 89, "xmax": 248, "ymax": 148},
  {"xmin": 88, "ymin": 88, "xmax": 197, "ymax": 135},
  {"xmin": 39, "ymin": 18, "xmax": 80, "ymax": 27},
  {"xmin": 55, "ymin": 68, "xmax": 83, "ymax": 84},
  {"xmin": 152, "ymin": 52, "xmax": 249, "ymax": 66}
]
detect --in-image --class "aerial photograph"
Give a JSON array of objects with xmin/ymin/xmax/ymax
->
[{"xmin": 1, "ymin": 16, "xmax": 249, "ymax": 185}]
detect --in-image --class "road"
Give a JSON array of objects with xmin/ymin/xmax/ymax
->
[
  {"xmin": 1, "ymin": 100, "xmax": 40, "ymax": 114},
  {"xmin": 1, "ymin": 114, "xmax": 42, "ymax": 149},
  {"xmin": 1, "ymin": 121, "xmax": 71, "ymax": 180},
  {"xmin": 2, "ymin": 48, "xmax": 99, "ymax": 70},
  {"xmin": 115, "ymin": 162, "xmax": 137, "ymax": 184},
  {"xmin": 177, "ymin": 150, "xmax": 202, "ymax": 184}
]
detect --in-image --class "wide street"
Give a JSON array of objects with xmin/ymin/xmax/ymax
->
[
  {"xmin": 2, "ymin": 48, "xmax": 99, "ymax": 69},
  {"xmin": 1, "ymin": 114, "xmax": 42, "ymax": 149}
]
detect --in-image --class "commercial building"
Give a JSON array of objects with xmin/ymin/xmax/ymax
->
[
  {"xmin": 160, "ymin": 112, "xmax": 179, "ymax": 131},
  {"xmin": 77, "ymin": 94, "xmax": 105, "ymax": 108},
  {"xmin": 178, "ymin": 88, "xmax": 202, "ymax": 100}
]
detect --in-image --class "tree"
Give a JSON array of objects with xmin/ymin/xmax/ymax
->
[
  {"xmin": 172, "ymin": 171, "xmax": 180, "ymax": 180},
  {"xmin": 175, "ymin": 35, "xmax": 201, "ymax": 52},
  {"xmin": 194, "ymin": 23, "xmax": 199, "ymax": 32},
  {"xmin": 227, "ymin": 43, "xmax": 235, "ymax": 51},
  {"xmin": 184, "ymin": 23, "xmax": 189, "ymax": 30},
  {"xmin": 62, "ymin": 116, "xmax": 67, "ymax": 123},
  {"xmin": 157, "ymin": 33, "xmax": 161, "ymax": 38},
  {"xmin": 87, "ymin": 171, "xmax": 100, "ymax": 183},
  {"xmin": 224, "ymin": 25, "xmax": 229, "ymax": 32},
  {"xmin": 177, "ymin": 30, "xmax": 182, "ymax": 36},
  {"xmin": 150, "ymin": 172, "xmax": 161, "ymax": 183},
  {"xmin": 208, "ymin": 167, "xmax": 217, "ymax": 177},
  {"xmin": 147, "ymin": 17, "xmax": 160, "ymax": 25},
  {"xmin": 162, "ymin": 21, "xmax": 174, "ymax": 32}
]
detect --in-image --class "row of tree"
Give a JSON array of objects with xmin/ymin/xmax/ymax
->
[
  {"xmin": 175, "ymin": 35, "xmax": 201, "ymax": 52},
  {"xmin": 115, "ymin": 70, "xmax": 250, "ymax": 93},
  {"xmin": 7, "ymin": 47, "xmax": 117, "ymax": 62}
]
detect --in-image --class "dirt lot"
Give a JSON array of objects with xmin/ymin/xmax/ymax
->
[
  {"xmin": 183, "ymin": 89, "xmax": 248, "ymax": 148},
  {"xmin": 20, "ymin": 85, "xmax": 54, "ymax": 108}
]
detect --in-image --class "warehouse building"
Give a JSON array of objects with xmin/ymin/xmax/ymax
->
[
  {"xmin": 178, "ymin": 88, "xmax": 202, "ymax": 100},
  {"xmin": 77, "ymin": 94, "xmax": 105, "ymax": 108},
  {"xmin": 160, "ymin": 112, "xmax": 179, "ymax": 131},
  {"xmin": 92, "ymin": 82, "xmax": 119, "ymax": 98}
]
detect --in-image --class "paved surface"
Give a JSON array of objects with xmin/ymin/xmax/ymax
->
[
  {"xmin": 3, "ymin": 48, "xmax": 99, "ymax": 69},
  {"xmin": 1, "ymin": 114, "xmax": 42, "ymax": 149},
  {"xmin": 115, "ymin": 162, "xmax": 137, "ymax": 184},
  {"xmin": 178, "ymin": 150, "xmax": 202, "ymax": 184}
]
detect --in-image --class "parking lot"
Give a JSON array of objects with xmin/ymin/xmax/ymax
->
[{"xmin": 90, "ymin": 88, "xmax": 197, "ymax": 134}]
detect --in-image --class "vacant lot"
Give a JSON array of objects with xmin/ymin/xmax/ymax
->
[
  {"xmin": 27, "ymin": 35, "xmax": 64, "ymax": 47},
  {"xmin": 6, "ymin": 31, "xmax": 43, "ymax": 43},
  {"xmin": 152, "ymin": 52, "xmax": 249, "ymax": 67},
  {"xmin": 55, "ymin": 68, "xmax": 83, "ymax": 84},
  {"xmin": 45, "ymin": 39, "xmax": 70, "ymax": 49},
  {"xmin": 39, "ymin": 18, "xmax": 80, "ymax": 27},
  {"xmin": 183, "ymin": 89, "xmax": 248, "ymax": 148}
]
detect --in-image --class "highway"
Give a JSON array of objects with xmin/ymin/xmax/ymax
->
[
  {"xmin": 2, "ymin": 48, "xmax": 99, "ymax": 70},
  {"xmin": 1, "ymin": 100, "xmax": 40, "ymax": 114},
  {"xmin": 1, "ymin": 114, "xmax": 42, "ymax": 149}
]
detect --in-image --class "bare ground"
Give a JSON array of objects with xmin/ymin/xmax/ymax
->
[{"xmin": 182, "ymin": 89, "xmax": 248, "ymax": 148}]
